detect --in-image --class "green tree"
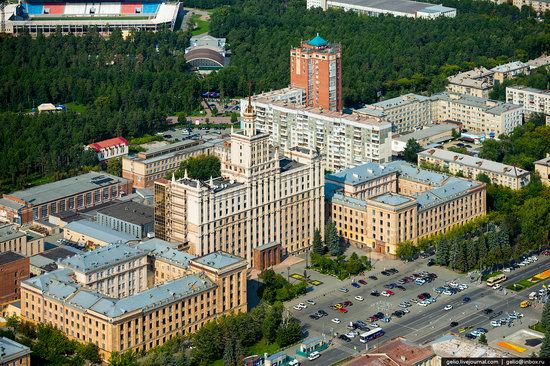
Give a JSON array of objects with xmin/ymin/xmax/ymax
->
[
  {"xmin": 403, "ymin": 139, "xmax": 422, "ymax": 164},
  {"xmin": 479, "ymin": 333, "xmax": 488, "ymax": 345},
  {"xmin": 476, "ymin": 172, "xmax": 492, "ymax": 185},
  {"xmin": 5, "ymin": 315, "xmax": 20, "ymax": 334},
  {"xmin": 109, "ymin": 351, "xmax": 138, "ymax": 366},
  {"xmin": 263, "ymin": 302, "xmax": 283, "ymax": 343},
  {"xmin": 540, "ymin": 333, "xmax": 550, "ymax": 358},
  {"xmin": 325, "ymin": 220, "xmax": 342, "ymax": 256},
  {"xmin": 312, "ymin": 229, "xmax": 324, "ymax": 255},
  {"xmin": 107, "ymin": 157, "xmax": 122, "ymax": 176},
  {"xmin": 76, "ymin": 342, "xmax": 101, "ymax": 364},
  {"xmin": 276, "ymin": 319, "xmax": 302, "ymax": 347},
  {"xmin": 542, "ymin": 301, "xmax": 550, "ymax": 331},
  {"xmin": 396, "ymin": 241, "xmax": 418, "ymax": 261}
]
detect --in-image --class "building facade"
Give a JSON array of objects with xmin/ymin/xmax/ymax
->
[
  {"xmin": 57, "ymin": 244, "xmax": 148, "ymax": 298},
  {"xmin": 21, "ymin": 243, "xmax": 247, "ymax": 361},
  {"xmin": 0, "ymin": 172, "xmax": 131, "ymax": 225},
  {"xmin": 290, "ymin": 34, "xmax": 342, "ymax": 112},
  {"xmin": 155, "ymin": 104, "xmax": 325, "ymax": 266},
  {"xmin": 534, "ymin": 156, "xmax": 550, "ymax": 186},
  {"xmin": 354, "ymin": 93, "xmax": 433, "ymax": 134},
  {"xmin": 431, "ymin": 92, "xmax": 523, "ymax": 137},
  {"xmin": 63, "ymin": 220, "xmax": 136, "ymax": 248},
  {"xmin": 326, "ymin": 161, "xmax": 486, "ymax": 256},
  {"xmin": 491, "ymin": 61, "xmax": 530, "ymax": 83},
  {"xmin": 86, "ymin": 137, "xmax": 129, "ymax": 162},
  {"xmin": 96, "ymin": 201, "xmax": 154, "ymax": 239},
  {"xmin": 392, "ymin": 124, "xmax": 456, "ymax": 154},
  {"xmin": 0, "ymin": 252, "xmax": 29, "ymax": 305},
  {"xmin": 506, "ymin": 85, "xmax": 550, "ymax": 116},
  {"xmin": 446, "ymin": 67, "xmax": 495, "ymax": 98},
  {"xmin": 243, "ymin": 89, "xmax": 392, "ymax": 172},
  {"xmin": 0, "ymin": 224, "xmax": 45, "ymax": 257},
  {"xmin": 418, "ymin": 148, "xmax": 531, "ymax": 189},
  {"xmin": 122, "ymin": 139, "xmax": 223, "ymax": 189}
]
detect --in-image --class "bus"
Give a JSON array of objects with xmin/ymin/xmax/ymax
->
[
  {"xmin": 486, "ymin": 274, "xmax": 507, "ymax": 287},
  {"xmin": 359, "ymin": 327, "xmax": 385, "ymax": 343}
]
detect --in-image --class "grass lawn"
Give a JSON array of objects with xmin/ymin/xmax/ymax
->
[
  {"xmin": 190, "ymin": 13, "xmax": 210, "ymax": 36},
  {"xmin": 530, "ymin": 322, "xmax": 545, "ymax": 333},
  {"xmin": 507, "ymin": 277, "xmax": 541, "ymax": 292},
  {"xmin": 210, "ymin": 339, "xmax": 280, "ymax": 365},
  {"xmin": 64, "ymin": 102, "xmax": 87, "ymax": 114}
]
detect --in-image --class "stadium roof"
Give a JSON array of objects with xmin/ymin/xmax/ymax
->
[
  {"xmin": 64, "ymin": 220, "xmax": 136, "ymax": 244},
  {"xmin": 87, "ymin": 137, "xmax": 128, "ymax": 152},
  {"xmin": 308, "ymin": 34, "xmax": 328, "ymax": 47},
  {"xmin": 59, "ymin": 243, "xmax": 146, "ymax": 273},
  {"xmin": 329, "ymin": 0, "xmax": 444, "ymax": 14},
  {"xmin": 4, "ymin": 172, "xmax": 128, "ymax": 207}
]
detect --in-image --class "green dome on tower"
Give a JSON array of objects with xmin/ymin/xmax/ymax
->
[{"xmin": 307, "ymin": 33, "xmax": 328, "ymax": 47}]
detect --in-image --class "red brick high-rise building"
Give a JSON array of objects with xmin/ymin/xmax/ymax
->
[{"xmin": 290, "ymin": 34, "xmax": 342, "ymax": 112}]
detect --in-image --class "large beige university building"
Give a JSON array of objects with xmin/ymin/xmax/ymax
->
[
  {"xmin": 154, "ymin": 102, "xmax": 325, "ymax": 267},
  {"xmin": 21, "ymin": 240, "xmax": 247, "ymax": 361}
]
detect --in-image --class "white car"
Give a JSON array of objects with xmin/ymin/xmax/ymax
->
[
  {"xmin": 518, "ymin": 261, "xmax": 527, "ymax": 267},
  {"xmin": 370, "ymin": 323, "xmax": 379, "ymax": 328},
  {"xmin": 306, "ymin": 299, "xmax": 316, "ymax": 305},
  {"xmin": 459, "ymin": 284, "xmax": 468, "ymax": 290},
  {"xmin": 491, "ymin": 320, "xmax": 502, "ymax": 327},
  {"xmin": 444, "ymin": 304, "xmax": 453, "ymax": 311},
  {"xmin": 381, "ymin": 291, "xmax": 391, "ymax": 297},
  {"xmin": 298, "ymin": 303, "xmax": 307, "ymax": 309},
  {"xmin": 288, "ymin": 360, "xmax": 300, "ymax": 366},
  {"xmin": 531, "ymin": 256, "xmax": 538, "ymax": 262},
  {"xmin": 449, "ymin": 282, "xmax": 459, "ymax": 288},
  {"xmin": 443, "ymin": 290, "xmax": 453, "ymax": 296},
  {"xmin": 355, "ymin": 296, "xmax": 364, "ymax": 301},
  {"xmin": 339, "ymin": 287, "xmax": 349, "ymax": 293},
  {"xmin": 503, "ymin": 267, "xmax": 511, "ymax": 273},
  {"xmin": 402, "ymin": 308, "xmax": 410, "ymax": 313},
  {"xmin": 418, "ymin": 301, "xmax": 429, "ymax": 306},
  {"xmin": 331, "ymin": 318, "xmax": 341, "ymax": 324},
  {"xmin": 293, "ymin": 305, "xmax": 303, "ymax": 311},
  {"xmin": 308, "ymin": 351, "xmax": 320, "ymax": 361},
  {"xmin": 345, "ymin": 332, "xmax": 357, "ymax": 338},
  {"xmin": 492, "ymin": 284, "xmax": 502, "ymax": 290}
]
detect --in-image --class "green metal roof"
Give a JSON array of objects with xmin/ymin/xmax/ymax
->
[{"xmin": 307, "ymin": 34, "xmax": 328, "ymax": 47}]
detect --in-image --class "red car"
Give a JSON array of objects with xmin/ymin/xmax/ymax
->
[
  {"xmin": 339, "ymin": 307, "xmax": 349, "ymax": 313},
  {"xmin": 387, "ymin": 290, "xmax": 395, "ymax": 296},
  {"xmin": 369, "ymin": 315, "xmax": 378, "ymax": 322},
  {"xmin": 359, "ymin": 279, "xmax": 368, "ymax": 285},
  {"xmin": 542, "ymin": 250, "xmax": 550, "ymax": 256},
  {"xmin": 418, "ymin": 294, "xmax": 426, "ymax": 300}
]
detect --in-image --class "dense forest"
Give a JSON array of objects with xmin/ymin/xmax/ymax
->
[
  {"xmin": 0, "ymin": 0, "xmax": 549, "ymax": 192},
  {"xmin": 206, "ymin": 0, "xmax": 549, "ymax": 106}
]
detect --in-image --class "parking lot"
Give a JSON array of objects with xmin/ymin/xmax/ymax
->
[{"xmin": 283, "ymin": 253, "xmax": 550, "ymax": 364}]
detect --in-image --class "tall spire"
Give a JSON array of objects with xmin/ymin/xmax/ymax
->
[{"xmin": 243, "ymin": 82, "xmax": 256, "ymax": 137}]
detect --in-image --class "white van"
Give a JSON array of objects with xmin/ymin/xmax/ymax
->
[
  {"xmin": 308, "ymin": 351, "xmax": 320, "ymax": 361},
  {"xmin": 529, "ymin": 292, "xmax": 538, "ymax": 300}
]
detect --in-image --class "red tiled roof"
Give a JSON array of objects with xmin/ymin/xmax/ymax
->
[{"xmin": 88, "ymin": 137, "xmax": 129, "ymax": 152}]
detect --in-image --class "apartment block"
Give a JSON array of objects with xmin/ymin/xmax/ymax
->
[
  {"xmin": 155, "ymin": 104, "xmax": 325, "ymax": 267},
  {"xmin": 491, "ymin": 61, "xmax": 530, "ymax": 83},
  {"xmin": 418, "ymin": 148, "xmax": 531, "ymax": 189},
  {"xmin": 0, "ymin": 252, "xmax": 29, "ymax": 305},
  {"xmin": 57, "ymin": 244, "xmax": 148, "ymax": 298},
  {"xmin": 0, "ymin": 172, "xmax": 131, "ymax": 225},
  {"xmin": 506, "ymin": 85, "xmax": 550, "ymax": 116},
  {"xmin": 446, "ymin": 67, "xmax": 495, "ymax": 98},
  {"xmin": 290, "ymin": 34, "xmax": 342, "ymax": 112},
  {"xmin": 21, "ymin": 242, "xmax": 247, "ymax": 361},
  {"xmin": 354, "ymin": 93, "xmax": 433, "ymax": 134},
  {"xmin": 122, "ymin": 139, "xmax": 224, "ymax": 189},
  {"xmin": 535, "ymin": 156, "xmax": 550, "ymax": 186},
  {"xmin": 0, "ymin": 224, "xmax": 45, "ymax": 257},
  {"xmin": 243, "ymin": 88, "xmax": 392, "ymax": 172},
  {"xmin": 96, "ymin": 201, "xmax": 154, "ymax": 239},
  {"xmin": 326, "ymin": 161, "xmax": 486, "ymax": 256},
  {"xmin": 431, "ymin": 92, "xmax": 523, "ymax": 136}
]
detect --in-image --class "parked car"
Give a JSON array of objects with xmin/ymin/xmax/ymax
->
[
  {"xmin": 308, "ymin": 351, "xmax": 320, "ymax": 361},
  {"xmin": 358, "ymin": 279, "xmax": 368, "ymax": 285},
  {"xmin": 369, "ymin": 276, "xmax": 378, "ymax": 280},
  {"xmin": 339, "ymin": 287, "xmax": 349, "ymax": 293},
  {"xmin": 339, "ymin": 334, "xmax": 351, "ymax": 342},
  {"xmin": 463, "ymin": 297, "xmax": 471, "ymax": 303},
  {"xmin": 338, "ymin": 308, "xmax": 348, "ymax": 313},
  {"xmin": 355, "ymin": 296, "xmax": 364, "ymax": 301},
  {"xmin": 318, "ymin": 310, "xmax": 328, "ymax": 317},
  {"xmin": 331, "ymin": 318, "xmax": 341, "ymax": 324},
  {"xmin": 450, "ymin": 321, "xmax": 459, "ymax": 327},
  {"xmin": 371, "ymin": 290, "xmax": 381, "ymax": 297},
  {"xmin": 444, "ymin": 305, "xmax": 453, "ymax": 311},
  {"xmin": 306, "ymin": 299, "xmax": 316, "ymax": 305},
  {"xmin": 351, "ymin": 282, "xmax": 361, "ymax": 289}
]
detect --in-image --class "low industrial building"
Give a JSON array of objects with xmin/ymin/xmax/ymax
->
[
  {"xmin": 0, "ymin": 224, "xmax": 44, "ymax": 257},
  {"xmin": 326, "ymin": 160, "xmax": 486, "ymax": 256},
  {"xmin": 0, "ymin": 337, "xmax": 31, "ymax": 366},
  {"xmin": 535, "ymin": 155, "xmax": 550, "ymax": 186},
  {"xmin": 0, "ymin": 252, "xmax": 29, "ymax": 305},
  {"xmin": 96, "ymin": 201, "xmax": 154, "ymax": 239},
  {"xmin": 506, "ymin": 85, "xmax": 550, "ymax": 116},
  {"xmin": 306, "ymin": 0, "xmax": 456, "ymax": 18},
  {"xmin": 0, "ymin": 172, "xmax": 132, "ymax": 225},
  {"xmin": 86, "ymin": 137, "xmax": 129, "ymax": 162},
  {"xmin": 418, "ymin": 148, "xmax": 531, "ymax": 189},
  {"xmin": 185, "ymin": 35, "xmax": 230, "ymax": 73},
  {"xmin": 63, "ymin": 220, "xmax": 136, "ymax": 248},
  {"xmin": 29, "ymin": 246, "xmax": 82, "ymax": 276},
  {"xmin": 122, "ymin": 139, "xmax": 224, "ymax": 189},
  {"xmin": 21, "ymin": 241, "xmax": 247, "ymax": 361},
  {"xmin": 392, "ymin": 124, "xmax": 456, "ymax": 154}
]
